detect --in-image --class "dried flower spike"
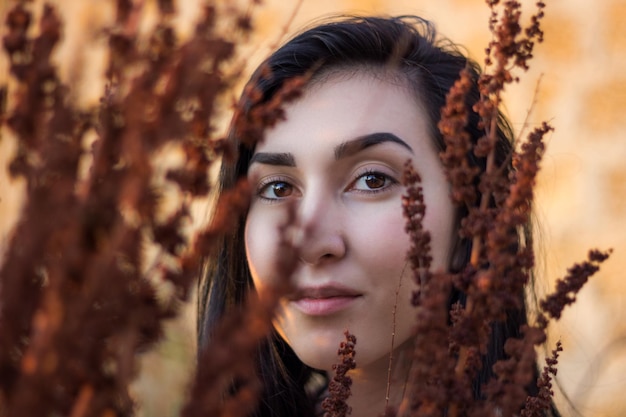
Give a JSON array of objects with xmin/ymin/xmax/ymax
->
[
  {"xmin": 322, "ymin": 331, "xmax": 357, "ymax": 417},
  {"xmin": 521, "ymin": 340, "xmax": 562, "ymax": 417},
  {"xmin": 540, "ymin": 249, "xmax": 612, "ymax": 321}
]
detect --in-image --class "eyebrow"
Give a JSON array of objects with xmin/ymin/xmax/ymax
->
[
  {"xmin": 249, "ymin": 152, "xmax": 296, "ymax": 167},
  {"xmin": 249, "ymin": 132, "xmax": 413, "ymax": 168},
  {"xmin": 334, "ymin": 132, "xmax": 414, "ymax": 160}
]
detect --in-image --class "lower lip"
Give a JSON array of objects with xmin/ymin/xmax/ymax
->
[{"xmin": 292, "ymin": 296, "xmax": 360, "ymax": 316}]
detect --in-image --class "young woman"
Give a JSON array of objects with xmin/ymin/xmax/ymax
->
[{"xmin": 198, "ymin": 15, "xmax": 552, "ymax": 417}]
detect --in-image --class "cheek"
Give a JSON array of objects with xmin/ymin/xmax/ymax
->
[
  {"xmin": 358, "ymin": 188, "xmax": 454, "ymax": 276},
  {"xmin": 348, "ymin": 201, "xmax": 411, "ymax": 268},
  {"xmin": 244, "ymin": 208, "xmax": 280, "ymax": 289}
]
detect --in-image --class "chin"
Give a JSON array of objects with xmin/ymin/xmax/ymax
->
[
  {"xmin": 278, "ymin": 326, "xmax": 354, "ymax": 371},
  {"xmin": 293, "ymin": 336, "xmax": 346, "ymax": 371}
]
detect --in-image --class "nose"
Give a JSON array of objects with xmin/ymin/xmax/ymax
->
[{"xmin": 295, "ymin": 190, "xmax": 347, "ymax": 265}]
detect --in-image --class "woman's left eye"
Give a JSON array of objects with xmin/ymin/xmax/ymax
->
[{"xmin": 350, "ymin": 171, "xmax": 397, "ymax": 192}]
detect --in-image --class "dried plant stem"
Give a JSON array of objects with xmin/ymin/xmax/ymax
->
[
  {"xmin": 514, "ymin": 74, "xmax": 543, "ymax": 145},
  {"xmin": 68, "ymin": 385, "xmax": 94, "ymax": 417},
  {"xmin": 385, "ymin": 264, "xmax": 408, "ymax": 410},
  {"xmin": 469, "ymin": 95, "xmax": 500, "ymax": 267}
]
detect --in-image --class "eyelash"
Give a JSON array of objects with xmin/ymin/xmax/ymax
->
[
  {"xmin": 255, "ymin": 169, "xmax": 399, "ymax": 202},
  {"xmin": 256, "ymin": 176, "xmax": 295, "ymax": 202},
  {"xmin": 348, "ymin": 169, "xmax": 398, "ymax": 194}
]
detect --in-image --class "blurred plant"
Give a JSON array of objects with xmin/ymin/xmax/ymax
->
[
  {"xmin": 393, "ymin": 1, "xmax": 611, "ymax": 417},
  {"xmin": 322, "ymin": 331, "xmax": 357, "ymax": 417},
  {"xmin": 0, "ymin": 0, "xmax": 263, "ymax": 415},
  {"xmin": 0, "ymin": 1, "xmax": 611, "ymax": 417}
]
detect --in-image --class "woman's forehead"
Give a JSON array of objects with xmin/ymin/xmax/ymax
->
[{"xmin": 255, "ymin": 73, "xmax": 433, "ymax": 155}]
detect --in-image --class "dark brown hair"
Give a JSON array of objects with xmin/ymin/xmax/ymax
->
[{"xmin": 198, "ymin": 15, "xmax": 543, "ymax": 417}]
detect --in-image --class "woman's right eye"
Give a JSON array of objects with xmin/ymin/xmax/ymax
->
[{"xmin": 257, "ymin": 180, "xmax": 295, "ymax": 200}]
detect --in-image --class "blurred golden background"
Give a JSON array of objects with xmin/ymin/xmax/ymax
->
[{"xmin": 1, "ymin": 0, "xmax": 624, "ymax": 416}]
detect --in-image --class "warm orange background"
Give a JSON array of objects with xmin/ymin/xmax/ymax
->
[{"xmin": 1, "ymin": 1, "xmax": 624, "ymax": 416}]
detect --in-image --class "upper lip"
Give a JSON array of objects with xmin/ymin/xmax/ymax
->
[{"xmin": 289, "ymin": 284, "xmax": 362, "ymax": 301}]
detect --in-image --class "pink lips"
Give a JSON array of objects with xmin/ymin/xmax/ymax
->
[{"xmin": 289, "ymin": 285, "xmax": 362, "ymax": 316}]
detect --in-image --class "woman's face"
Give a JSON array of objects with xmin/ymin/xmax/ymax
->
[{"xmin": 244, "ymin": 72, "xmax": 455, "ymax": 372}]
